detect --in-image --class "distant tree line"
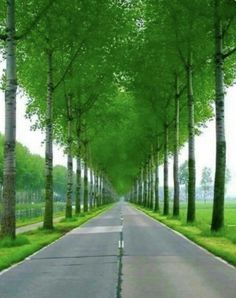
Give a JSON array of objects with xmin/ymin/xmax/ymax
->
[{"xmin": 0, "ymin": 134, "xmax": 68, "ymax": 205}]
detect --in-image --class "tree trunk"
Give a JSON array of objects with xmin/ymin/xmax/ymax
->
[
  {"xmin": 43, "ymin": 51, "xmax": 54, "ymax": 230},
  {"xmin": 65, "ymin": 95, "xmax": 73, "ymax": 218},
  {"xmin": 150, "ymin": 155, "xmax": 154, "ymax": 210},
  {"xmin": 83, "ymin": 160, "xmax": 88, "ymax": 212},
  {"xmin": 163, "ymin": 123, "xmax": 169, "ymax": 216},
  {"xmin": 1, "ymin": 0, "xmax": 17, "ymax": 239},
  {"xmin": 75, "ymin": 112, "xmax": 82, "ymax": 215},
  {"xmin": 99, "ymin": 174, "xmax": 103, "ymax": 205},
  {"xmin": 89, "ymin": 169, "xmax": 94, "ymax": 209},
  {"xmin": 138, "ymin": 169, "xmax": 143, "ymax": 205},
  {"xmin": 143, "ymin": 164, "xmax": 148, "ymax": 207},
  {"xmin": 95, "ymin": 172, "xmax": 99, "ymax": 207},
  {"xmin": 186, "ymin": 52, "xmax": 196, "ymax": 223},
  {"xmin": 147, "ymin": 162, "xmax": 151, "ymax": 208},
  {"xmin": 75, "ymin": 156, "xmax": 81, "ymax": 214},
  {"xmin": 211, "ymin": 0, "xmax": 226, "ymax": 231},
  {"xmin": 154, "ymin": 149, "xmax": 160, "ymax": 213},
  {"xmin": 173, "ymin": 75, "xmax": 180, "ymax": 217},
  {"xmin": 102, "ymin": 176, "xmax": 106, "ymax": 204}
]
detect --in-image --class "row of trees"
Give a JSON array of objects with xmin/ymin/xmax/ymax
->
[
  {"xmin": 125, "ymin": 0, "xmax": 236, "ymax": 231},
  {"xmin": 0, "ymin": 0, "xmax": 236, "ymax": 238},
  {"xmin": 0, "ymin": 134, "xmax": 68, "ymax": 204}
]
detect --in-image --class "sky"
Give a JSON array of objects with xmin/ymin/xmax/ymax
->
[{"xmin": 0, "ymin": 61, "xmax": 236, "ymax": 196}]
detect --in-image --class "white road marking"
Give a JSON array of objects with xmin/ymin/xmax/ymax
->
[
  {"xmin": 118, "ymin": 240, "xmax": 124, "ymax": 249},
  {"xmin": 69, "ymin": 225, "xmax": 122, "ymax": 234},
  {"xmin": 0, "ymin": 207, "xmax": 114, "ymax": 276}
]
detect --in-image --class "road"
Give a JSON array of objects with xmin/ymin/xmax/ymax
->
[{"xmin": 0, "ymin": 202, "xmax": 236, "ymax": 298}]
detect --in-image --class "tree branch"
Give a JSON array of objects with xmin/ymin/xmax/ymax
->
[
  {"xmin": 81, "ymin": 94, "xmax": 99, "ymax": 115},
  {"xmin": 16, "ymin": 1, "xmax": 56, "ymax": 40},
  {"xmin": 178, "ymin": 84, "xmax": 187, "ymax": 98},
  {"xmin": 222, "ymin": 17, "xmax": 233, "ymax": 38},
  {"xmin": 223, "ymin": 47, "xmax": 236, "ymax": 59},
  {"xmin": 53, "ymin": 43, "xmax": 84, "ymax": 91}
]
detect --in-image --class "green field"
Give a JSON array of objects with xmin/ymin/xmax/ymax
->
[{"xmin": 134, "ymin": 201, "xmax": 236, "ymax": 266}]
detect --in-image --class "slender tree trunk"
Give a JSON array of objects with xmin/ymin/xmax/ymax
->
[
  {"xmin": 83, "ymin": 160, "xmax": 88, "ymax": 212},
  {"xmin": 99, "ymin": 174, "xmax": 103, "ymax": 205},
  {"xmin": 95, "ymin": 172, "xmax": 99, "ymax": 207},
  {"xmin": 43, "ymin": 51, "xmax": 54, "ymax": 230},
  {"xmin": 173, "ymin": 75, "xmax": 180, "ymax": 217},
  {"xmin": 143, "ymin": 165, "xmax": 147, "ymax": 207},
  {"xmin": 75, "ymin": 113, "xmax": 82, "ymax": 215},
  {"xmin": 75, "ymin": 156, "xmax": 81, "ymax": 214},
  {"xmin": 89, "ymin": 169, "xmax": 94, "ymax": 209},
  {"xmin": 154, "ymin": 149, "xmax": 160, "ymax": 213},
  {"xmin": 147, "ymin": 162, "xmax": 151, "ymax": 208},
  {"xmin": 102, "ymin": 176, "xmax": 106, "ymax": 204},
  {"xmin": 186, "ymin": 52, "xmax": 196, "ymax": 223},
  {"xmin": 163, "ymin": 122, "xmax": 169, "ymax": 216},
  {"xmin": 1, "ymin": 0, "xmax": 17, "ymax": 239},
  {"xmin": 211, "ymin": 0, "xmax": 226, "ymax": 231},
  {"xmin": 65, "ymin": 95, "xmax": 73, "ymax": 218},
  {"xmin": 150, "ymin": 155, "xmax": 154, "ymax": 210},
  {"xmin": 138, "ymin": 169, "xmax": 143, "ymax": 205}
]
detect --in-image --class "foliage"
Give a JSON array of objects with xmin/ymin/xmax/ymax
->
[{"xmin": 0, "ymin": 134, "xmax": 67, "ymax": 197}]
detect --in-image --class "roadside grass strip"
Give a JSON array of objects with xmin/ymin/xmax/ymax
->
[
  {"xmin": 133, "ymin": 203, "xmax": 236, "ymax": 267},
  {"xmin": 0, "ymin": 204, "xmax": 113, "ymax": 272}
]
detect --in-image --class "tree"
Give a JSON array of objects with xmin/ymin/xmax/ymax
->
[
  {"xmin": 179, "ymin": 161, "xmax": 188, "ymax": 201},
  {"xmin": 200, "ymin": 167, "xmax": 213, "ymax": 202},
  {"xmin": 211, "ymin": 0, "xmax": 236, "ymax": 231},
  {"xmin": 0, "ymin": 0, "xmax": 57, "ymax": 239}
]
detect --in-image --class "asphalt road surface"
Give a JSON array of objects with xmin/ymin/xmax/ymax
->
[{"xmin": 0, "ymin": 202, "xmax": 236, "ymax": 298}]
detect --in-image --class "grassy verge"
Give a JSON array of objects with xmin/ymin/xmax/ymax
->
[
  {"xmin": 0, "ymin": 204, "xmax": 113, "ymax": 271},
  {"xmin": 132, "ymin": 203, "xmax": 236, "ymax": 267},
  {"xmin": 16, "ymin": 211, "xmax": 64, "ymax": 228}
]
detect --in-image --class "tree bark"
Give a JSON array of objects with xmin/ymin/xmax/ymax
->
[
  {"xmin": 89, "ymin": 169, "xmax": 94, "ymax": 209},
  {"xmin": 102, "ymin": 176, "xmax": 106, "ymax": 204},
  {"xmin": 211, "ymin": 0, "xmax": 226, "ymax": 231},
  {"xmin": 150, "ymin": 154, "xmax": 155, "ymax": 210},
  {"xmin": 94, "ymin": 172, "xmax": 99, "ymax": 207},
  {"xmin": 1, "ymin": 0, "xmax": 17, "ymax": 238},
  {"xmin": 99, "ymin": 173, "xmax": 103, "ymax": 205},
  {"xmin": 173, "ymin": 75, "xmax": 180, "ymax": 217},
  {"xmin": 143, "ymin": 164, "xmax": 148, "ymax": 207},
  {"xmin": 154, "ymin": 149, "xmax": 160, "ymax": 213},
  {"xmin": 147, "ymin": 161, "xmax": 151, "ymax": 208},
  {"xmin": 138, "ymin": 168, "xmax": 143, "ymax": 205},
  {"xmin": 75, "ymin": 112, "xmax": 82, "ymax": 215},
  {"xmin": 186, "ymin": 52, "xmax": 196, "ymax": 223},
  {"xmin": 75, "ymin": 156, "xmax": 81, "ymax": 215},
  {"xmin": 163, "ymin": 123, "xmax": 169, "ymax": 216},
  {"xmin": 83, "ymin": 160, "xmax": 88, "ymax": 212},
  {"xmin": 65, "ymin": 94, "xmax": 73, "ymax": 218},
  {"xmin": 43, "ymin": 50, "xmax": 54, "ymax": 230}
]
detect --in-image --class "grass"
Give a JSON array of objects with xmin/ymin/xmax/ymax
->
[
  {"xmin": 133, "ymin": 201, "xmax": 236, "ymax": 267},
  {"xmin": 14, "ymin": 202, "xmax": 65, "ymax": 227},
  {"xmin": 0, "ymin": 204, "xmax": 113, "ymax": 271},
  {"xmin": 16, "ymin": 211, "xmax": 64, "ymax": 227}
]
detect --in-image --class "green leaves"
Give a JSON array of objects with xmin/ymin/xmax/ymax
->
[{"xmin": 1, "ymin": 0, "xmax": 235, "ymax": 195}]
